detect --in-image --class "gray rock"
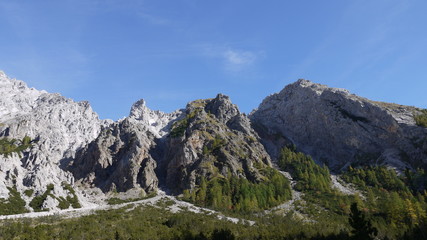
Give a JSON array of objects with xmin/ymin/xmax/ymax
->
[
  {"xmin": 0, "ymin": 71, "xmax": 103, "ymax": 210},
  {"xmin": 71, "ymin": 118, "xmax": 159, "ymax": 193},
  {"xmin": 163, "ymin": 94, "xmax": 273, "ymax": 193},
  {"xmin": 250, "ymin": 79, "xmax": 427, "ymax": 172}
]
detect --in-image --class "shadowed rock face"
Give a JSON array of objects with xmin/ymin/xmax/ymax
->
[
  {"xmin": 162, "ymin": 94, "xmax": 273, "ymax": 193},
  {"xmin": 70, "ymin": 99, "xmax": 182, "ymax": 194},
  {"xmin": 250, "ymin": 79, "xmax": 427, "ymax": 171},
  {"xmin": 2, "ymin": 69, "xmax": 427, "ymax": 213},
  {"xmin": 71, "ymin": 118, "xmax": 159, "ymax": 194}
]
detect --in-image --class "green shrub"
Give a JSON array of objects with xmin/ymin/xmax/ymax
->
[
  {"xmin": 24, "ymin": 189, "xmax": 34, "ymax": 197},
  {"xmin": 0, "ymin": 187, "xmax": 28, "ymax": 215},
  {"xmin": 0, "ymin": 136, "xmax": 33, "ymax": 157},
  {"xmin": 57, "ymin": 197, "xmax": 71, "ymax": 209},
  {"xmin": 170, "ymin": 109, "xmax": 201, "ymax": 138},
  {"xmin": 30, "ymin": 184, "xmax": 54, "ymax": 212},
  {"xmin": 415, "ymin": 109, "xmax": 427, "ymax": 127},
  {"xmin": 61, "ymin": 182, "xmax": 81, "ymax": 208},
  {"xmin": 341, "ymin": 165, "xmax": 407, "ymax": 192}
]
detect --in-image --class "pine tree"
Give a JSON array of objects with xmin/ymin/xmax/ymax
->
[{"xmin": 349, "ymin": 203, "xmax": 378, "ymax": 240}]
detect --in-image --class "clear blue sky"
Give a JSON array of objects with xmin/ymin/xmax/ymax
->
[{"xmin": 1, "ymin": 1, "xmax": 426, "ymax": 120}]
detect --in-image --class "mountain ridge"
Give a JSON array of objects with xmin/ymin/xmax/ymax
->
[{"xmin": 0, "ymin": 71, "xmax": 426, "ymax": 214}]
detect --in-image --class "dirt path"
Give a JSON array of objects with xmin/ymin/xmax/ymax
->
[
  {"xmin": 0, "ymin": 190, "xmax": 255, "ymax": 225},
  {"xmin": 263, "ymin": 170, "xmax": 306, "ymax": 217}
]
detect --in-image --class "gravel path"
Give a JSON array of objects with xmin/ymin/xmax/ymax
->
[
  {"xmin": 0, "ymin": 190, "xmax": 254, "ymax": 225},
  {"xmin": 264, "ymin": 170, "xmax": 305, "ymax": 215},
  {"xmin": 330, "ymin": 175, "xmax": 363, "ymax": 198}
]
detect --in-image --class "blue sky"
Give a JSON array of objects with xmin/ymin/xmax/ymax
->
[{"xmin": 1, "ymin": 0, "xmax": 426, "ymax": 120}]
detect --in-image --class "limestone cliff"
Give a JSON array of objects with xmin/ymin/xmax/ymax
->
[
  {"xmin": 70, "ymin": 99, "xmax": 182, "ymax": 196},
  {"xmin": 162, "ymin": 94, "xmax": 273, "ymax": 193},
  {"xmin": 250, "ymin": 79, "xmax": 427, "ymax": 171},
  {"xmin": 0, "ymin": 71, "xmax": 104, "ymax": 210}
]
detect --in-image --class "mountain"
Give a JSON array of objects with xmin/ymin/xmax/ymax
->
[
  {"xmin": 250, "ymin": 79, "xmax": 427, "ymax": 172},
  {"xmin": 70, "ymin": 99, "xmax": 181, "ymax": 200},
  {"xmin": 161, "ymin": 94, "xmax": 275, "ymax": 193},
  {"xmin": 0, "ymin": 71, "xmax": 426, "ymax": 216},
  {"xmin": 0, "ymin": 71, "xmax": 105, "ymax": 210}
]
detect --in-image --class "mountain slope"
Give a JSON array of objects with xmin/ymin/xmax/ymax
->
[
  {"xmin": 0, "ymin": 71, "xmax": 104, "ymax": 210},
  {"xmin": 1, "ymin": 72, "xmax": 426, "ymax": 217},
  {"xmin": 250, "ymin": 79, "xmax": 427, "ymax": 171}
]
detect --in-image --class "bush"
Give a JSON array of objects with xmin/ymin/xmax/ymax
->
[
  {"xmin": 414, "ymin": 109, "xmax": 427, "ymax": 127},
  {"xmin": 0, "ymin": 187, "xmax": 28, "ymax": 215},
  {"xmin": 24, "ymin": 189, "xmax": 34, "ymax": 197},
  {"xmin": 30, "ymin": 184, "xmax": 54, "ymax": 212},
  {"xmin": 0, "ymin": 136, "xmax": 33, "ymax": 157}
]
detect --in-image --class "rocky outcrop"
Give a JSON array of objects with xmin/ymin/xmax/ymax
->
[
  {"xmin": 250, "ymin": 79, "xmax": 427, "ymax": 171},
  {"xmin": 163, "ymin": 94, "xmax": 273, "ymax": 193},
  {"xmin": 71, "ymin": 119, "xmax": 158, "ymax": 194},
  {"xmin": 2, "ymin": 70, "xmax": 426, "ymax": 214},
  {"xmin": 70, "ymin": 99, "xmax": 182, "ymax": 195},
  {"xmin": 0, "ymin": 71, "xmax": 104, "ymax": 210}
]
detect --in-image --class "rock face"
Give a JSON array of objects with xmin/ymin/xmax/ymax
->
[
  {"xmin": 163, "ymin": 94, "xmax": 273, "ymax": 193},
  {"xmin": 0, "ymin": 71, "xmax": 104, "ymax": 209},
  {"xmin": 250, "ymin": 79, "xmax": 427, "ymax": 171},
  {"xmin": 71, "ymin": 99, "xmax": 182, "ymax": 195},
  {"xmin": 1, "ymin": 70, "xmax": 427, "ymax": 214}
]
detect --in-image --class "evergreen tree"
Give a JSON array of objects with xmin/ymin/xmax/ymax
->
[{"xmin": 349, "ymin": 203, "xmax": 377, "ymax": 240}]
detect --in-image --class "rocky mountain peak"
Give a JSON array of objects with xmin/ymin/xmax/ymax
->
[
  {"xmin": 0, "ymin": 72, "xmax": 47, "ymax": 121},
  {"xmin": 251, "ymin": 80, "xmax": 427, "ymax": 172},
  {"xmin": 0, "ymin": 71, "xmax": 103, "ymax": 210},
  {"xmin": 129, "ymin": 99, "xmax": 148, "ymax": 119},
  {"xmin": 163, "ymin": 95, "xmax": 272, "ymax": 192},
  {"xmin": 279, "ymin": 79, "xmax": 351, "ymax": 99},
  {"xmin": 128, "ymin": 99, "xmax": 182, "ymax": 138},
  {"xmin": 204, "ymin": 93, "xmax": 240, "ymax": 123}
]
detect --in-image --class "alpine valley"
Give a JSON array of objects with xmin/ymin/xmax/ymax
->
[{"xmin": 1, "ymin": 70, "xmax": 427, "ymax": 240}]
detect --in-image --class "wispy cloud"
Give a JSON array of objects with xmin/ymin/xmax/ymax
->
[
  {"xmin": 223, "ymin": 49, "xmax": 257, "ymax": 72},
  {"xmin": 198, "ymin": 44, "xmax": 261, "ymax": 73}
]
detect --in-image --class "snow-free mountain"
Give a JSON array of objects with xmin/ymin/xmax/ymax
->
[{"xmin": 1, "ymin": 71, "xmax": 426, "ymax": 213}]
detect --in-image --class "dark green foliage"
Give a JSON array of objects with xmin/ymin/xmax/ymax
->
[
  {"xmin": 29, "ymin": 184, "xmax": 54, "ymax": 212},
  {"xmin": 0, "ymin": 187, "xmax": 28, "ymax": 215},
  {"xmin": 211, "ymin": 229, "xmax": 235, "ymax": 240},
  {"xmin": 171, "ymin": 118, "xmax": 189, "ymax": 138},
  {"xmin": 349, "ymin": 203, "xmax": 377, "ymax": 240},
  {"xmin": 0, "ymin": 136, "xmax": 33, "ymax": 157},
  {"xmin": 0, "ymin": 205, "xmax": 356, "ymax": 240},
  {"xmin": 401, "ymin": 219, "xmax": 427, "ymax": 240},
  {"xmin": 183, "ymin": 169, "xmax": 292, "ymax": 212},
  {"xmin": 341, "ymin": 166, "xmax": 407, "ymax": 192},
  {"xmin": 61, "ymin": 182, "xmax": 81, "ymax": 208},
  {"xmin": 277, "ymin": 146, "xmax": 427, "ymax": 238},
  {"xmin": 278, "ymin": 146, "xmax": 331, "ymax": 192},
  {"xmin": 404, "ymin": 168, "xmax": 427, "ymax": 193},
  {"xmin": 57, "ymin": 197, "xmax": 70, "ymax": 210},
  {"xmin": 24, "ymin": 189, "xmax": 34, "ymax": 197},
  {"xmin": 341, "ymin": 166, "xmax": 427, "ymax": 236},
  {"xmin": 414, "ymin": 109, "xmax": 427, "ymax": 127},
  {"xmin": 170, "ymin": 109, "xmax": 200, "ymax": 138},
  {"xmin": 278, "ymin": 146, "xmax": 356, "ymax": 218}
]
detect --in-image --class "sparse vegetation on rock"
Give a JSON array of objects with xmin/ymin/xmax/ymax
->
[
  {"xmin": 0, "ymin": 136, "xmax": 33, "ymax": 157},
  {"xmin": 414, "ymin": 109, "xmax": 427, "ymax": 127}
]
